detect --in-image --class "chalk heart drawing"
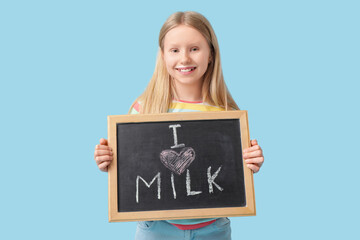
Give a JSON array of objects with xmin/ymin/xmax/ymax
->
[{"xmin": 160, "ymin": 147, "xmax": 196, "ymax": 175}]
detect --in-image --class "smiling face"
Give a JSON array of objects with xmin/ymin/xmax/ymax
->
[{"xmin": 162, "ymin": 25, "xmax": 211, "ymax": 90}]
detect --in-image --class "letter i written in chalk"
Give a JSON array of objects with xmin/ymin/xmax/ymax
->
[{"xmin": 169, "ymin": 124, "xmax": 185, "ymax": 149}]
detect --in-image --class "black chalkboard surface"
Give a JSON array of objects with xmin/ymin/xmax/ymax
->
[{"xmin": 108, "ymin": 111, "xmax": 255, "ymax": 222}]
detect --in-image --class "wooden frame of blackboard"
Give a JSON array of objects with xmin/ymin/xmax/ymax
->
[{"xmin": 107, "ymin": 111, "xmax": 255, "ymax": 222}]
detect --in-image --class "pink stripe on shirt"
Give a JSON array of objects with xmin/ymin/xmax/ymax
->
[
  {"xmin": 171, "ymin": 219, "xmax": 217, "ymax": 230},
  {"xmin": 133, "ymin": 102, "xmax": 141, "ymax": 112},
  {"xmin": 174, "ymin": 99, "xmax": 203, "ymax": 104}
]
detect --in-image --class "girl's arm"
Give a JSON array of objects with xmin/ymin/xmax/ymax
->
[{"xmin": 243, "ymin": 139, "xmax": 264, "ymax": 173}]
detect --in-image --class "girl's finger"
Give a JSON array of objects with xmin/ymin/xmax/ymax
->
[
  {"xmin": 98, "ymin": 161, "xmax": 110, "ymax": 172},
  {"xmin": 246, "ymin": 163, "xmax": 260, "ymax": 173},
  {"xmin": 95, "ymin": 144, "xmax": 112, "ymax": 151},
  {"xmin": 100, "ymin": 138, "xmax": 108, "ymax": 146},
  {"xmin": 250, "ymin": 139, "xmax": 258, "ymax": 146},
  {"xmin": 94, "ymin": 150, "xmax": 113, "ymax": 157},
  {"xmin": 95, "ymin": 155, "xmax": 113, "ymax": 165},
  {"xmin": 245, "ymin": 157, "xmax": 264, "ymax": 166},
  {"xmin": 243, "ymin": 149, "xmax": 263, "ymax": 159},
  {"xmin": 243, "ymin": 144, "xmax": 261, "ymax": 153}
]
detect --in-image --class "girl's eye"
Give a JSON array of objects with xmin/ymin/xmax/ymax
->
[
  {"xmin": 171, "ymin": 49, "xmax": 179, "ymax": 53},
  {"xmin": 191, "ymin": 47, "xmax": 199, "ymax": 51}
]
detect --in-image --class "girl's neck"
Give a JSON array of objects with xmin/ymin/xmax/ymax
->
[{"xmin": 173, "ymin": 81, "xmax": 203, "ymax": 102}]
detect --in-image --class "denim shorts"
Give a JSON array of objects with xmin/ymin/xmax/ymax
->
[{"xmin": 135, "ymin": 218, "xmax": 231, "ymax": 240}]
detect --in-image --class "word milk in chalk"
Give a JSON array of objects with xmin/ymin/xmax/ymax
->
[{"xmin": 135, "ymin": 166, "xmax": 223, "ymax": 203}]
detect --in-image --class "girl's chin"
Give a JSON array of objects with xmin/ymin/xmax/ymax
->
[{"xmin": 173, "ymin": 78, "xmax": 203, "ymax": 86}]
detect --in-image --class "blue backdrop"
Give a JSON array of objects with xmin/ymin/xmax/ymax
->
[{"xmin": 1, "ymin": 0, "xmax": 359, "ymax": 239}]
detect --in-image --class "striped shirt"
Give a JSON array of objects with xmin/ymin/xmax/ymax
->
[
  {"xmin": 130, "ymin": 99, "xmax": 225, "ymax": 230},
  {"xmin": 130, "ymin": 99, "xmax": 225, "ymax": 114}
]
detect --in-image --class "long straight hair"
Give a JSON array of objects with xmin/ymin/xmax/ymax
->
[{"xmin": 130, "ymin": 11, "xmax": 239, "ymax": 114}]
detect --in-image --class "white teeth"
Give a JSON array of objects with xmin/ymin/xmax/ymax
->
[{"xmin": 178, "ymin": 68, "xmax": 195, "ymax": 72}]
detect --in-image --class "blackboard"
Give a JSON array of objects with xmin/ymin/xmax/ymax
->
[{"xmin": 108, "ymin": 111, "xmax": 255, "ymax": 222}]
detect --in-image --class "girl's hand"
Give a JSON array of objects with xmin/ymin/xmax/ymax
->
[
  {"xmin": 94, "ymin": 138, "xmax": 113, "ymax": 172},
  {"xmin": 243, "ymin": 139, "xmax": 264, "ymax": 173}
]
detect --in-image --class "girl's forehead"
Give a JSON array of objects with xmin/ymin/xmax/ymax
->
[{"xmin": 164, "ymin": 25, "xmax": 207, "ymax": 46}]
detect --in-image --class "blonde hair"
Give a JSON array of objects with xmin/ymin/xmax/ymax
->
[{"xmin": 130, "ymin": 11, "xmax": 239, "ymax": 114}]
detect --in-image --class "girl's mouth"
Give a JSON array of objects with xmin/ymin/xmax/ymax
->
[{"xmin": 176, "ymin": 67, "xmax": 197, "ymax": 74}]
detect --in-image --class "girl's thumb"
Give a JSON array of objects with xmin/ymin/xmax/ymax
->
[{"xmin": 100, "ymin": 138, "xmax": 108, "ymax": 146}]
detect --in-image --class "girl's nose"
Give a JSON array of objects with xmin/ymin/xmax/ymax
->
[{"xmin": 180, "ymin": 51, "xmax": 191, "ymax": 64}]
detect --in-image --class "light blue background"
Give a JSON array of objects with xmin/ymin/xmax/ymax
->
[{"xmin": 1, "ymin": 0, "xmax": 359, "ymax": 239}]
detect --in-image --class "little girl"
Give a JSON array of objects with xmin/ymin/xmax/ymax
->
[{"xmin": 94, "ymin": 11, "xmax": 264, "ymax": 240}]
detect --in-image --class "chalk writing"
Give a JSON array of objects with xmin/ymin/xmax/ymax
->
[
  {"xmin": 135, "ymin": 166, "xmax": 223, "ymax": 203},
  {"xmin": 207, "ymin": 166, "xmax": 224, "ymax": 193},
  {"xmin": 186, "ymin": 169, "xmax": 202, "ymax": 196},
  {"xmin": 169, "ymin": 124, "xmax": 185, "ymax": 149},
  {"xmin": 136, "ymin": 173, "xmax": 161, "ymax": 203},
  {"xmin": 171, "ymin": 172, "xmax": 176, "ymax": 199},
  {"xmin": 160, "ymin": 147, "xmax": 196, "ymax": 175}
]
